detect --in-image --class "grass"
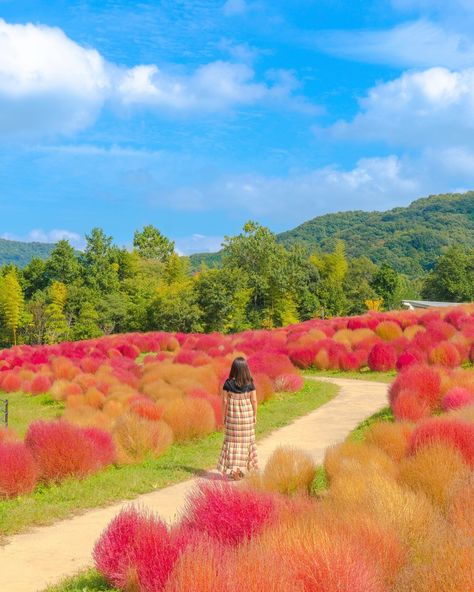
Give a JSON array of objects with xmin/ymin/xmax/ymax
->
[
  {"xmin": 348, "ymin": 406, "xmax": 394, "ymax": 442},
  {"xmin": 304, "ymin": 368, "xmax": 396, "ymax": 383},
  {"xmin": 0, "ymin": 379, "xmax": 336, "ymax": 540},
  {"xmin": 46, "ymin": 571, "xmax": 118, "ymax": 592},
  {"xmin": 1, "ymin": 391, "xmax": 64, "ymax": 436}
]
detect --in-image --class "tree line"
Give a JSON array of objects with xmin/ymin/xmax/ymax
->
[{"xmin": 0, "ymin": 222, "xmax": 467, "ymax": 347}]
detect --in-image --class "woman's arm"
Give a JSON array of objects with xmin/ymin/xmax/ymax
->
[
  {"xmin": 250, "ymin": 390, "xmax": 257, "ymax": 423},
  {"xmin": 222, "ymin": 390, "xmax": 229, "ymax": 425}
]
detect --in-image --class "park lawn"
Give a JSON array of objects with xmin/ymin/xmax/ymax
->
[
  {"xmin": 304, "ymin": 368, "xmax": 396, "ymax": 383},
  {"xmin": 0, "ymin": 379, "xmax": 336, "ymax": 540},
  {"xmin": 46, "ymin": 392, "xmax": 395, "ymax": 592},
  {"xmin": 1, "ymin": 391, "xmax": 64, "ymax": 436}
]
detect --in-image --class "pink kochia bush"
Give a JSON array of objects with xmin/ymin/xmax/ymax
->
[
  {"xmin": 368, "ymin": 343, "xmax": 397, "ymax": 372},
  {"xmin": 94, "ymin": 507, "xmax": 181, "ymax": 592},
  {"xmin": 0, "ymin": 442, "xmax": 38, "ymax": 497},
  {"xmin": 181, "ymin": 482, "xmax": 276, "ymax": 545},
  {"xmin": 25, "ymin": 420, "xmax": 114, "ymax": 482}
]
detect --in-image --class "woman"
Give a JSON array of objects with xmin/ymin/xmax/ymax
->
[{"xmin": 217, "ymin": 356, "xmax": 258, "ymax": 480}]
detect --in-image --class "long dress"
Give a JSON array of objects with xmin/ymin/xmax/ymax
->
[{"xmin": 217, "ymin": 378, "xmax": 258, "ymax": 476}]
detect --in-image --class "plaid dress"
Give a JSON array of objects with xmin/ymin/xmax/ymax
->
[{"xmin": 217, "ymin": 379, "xmax": 258, "ymax": 475}]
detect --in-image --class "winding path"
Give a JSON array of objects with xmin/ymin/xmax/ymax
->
[{"xmin": 0, "ymin": 377, "xmax": 389, "ymax": 592}]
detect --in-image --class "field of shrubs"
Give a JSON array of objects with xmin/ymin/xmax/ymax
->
[
  {"xmin": 91, "ymin": 310, "xmax": 474, "ymax": 591},
  {"xmin": 1, "ymin": 305, "xmax": 474, "ymax": 515}
]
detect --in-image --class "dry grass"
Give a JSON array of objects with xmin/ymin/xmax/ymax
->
[
  {"xmin": 112, "ymin": 414, "xmax": 174, "ymax": 464},
  {"xmin": 324, "ymin": 440, "xmax": 398, "ymax": 482},
  {"xmin": 399, "ymin": 441, "xmax": 470, "ymax": 509},
  {"xmin": 365, "ymin": 421, "xmax": 413, "ymax": 462},
  {"xmin": 162, "ymin": 398, "xmax": 215, "ymax": 441},
  {"xmin": 260, "ymin": 446, "xmax": 316, "ymax": 495}
]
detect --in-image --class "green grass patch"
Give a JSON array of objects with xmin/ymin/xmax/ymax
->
[
  {"xmin": 1, "ymin": 391, "xmax": 64, "ymax": 436},
  {"xmin": 46, "ymin": 570, "xmax": 118, "ymax": 592},
  {"xmin": 348, "ymin": 406, "xmax": 394, "ymax": 442},
  {"xmin": 1, "ymin": 379, "xmax": 336, "ymax": 540},
  {"xmin": 304, "ymin": 369, "xmax": 396, "ymax": 383}
]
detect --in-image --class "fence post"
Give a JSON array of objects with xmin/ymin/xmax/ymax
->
[{"xmin": 1, "ymin": 399, "xmax": 7, "ymax": 428}]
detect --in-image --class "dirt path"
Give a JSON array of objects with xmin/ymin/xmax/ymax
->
[{"xmin": 0, "ymin": 377, "xmax": 389, "ymax": 592}]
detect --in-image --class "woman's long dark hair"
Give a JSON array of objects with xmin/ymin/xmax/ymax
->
[{"xmin": 229, "ymin": 356, "xmax": 253, "ymax": 388}]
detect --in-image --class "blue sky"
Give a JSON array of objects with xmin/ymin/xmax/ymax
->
[{"xmin": 1, "ymin": 0, "xmax": 474, "ymax": 253}]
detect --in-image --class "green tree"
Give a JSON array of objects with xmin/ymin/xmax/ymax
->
[
  {"xmin": 45, "ymin": 240, "xmax": 81, "ymax": 285},
  {"xmin": 22, "ymin": 257, "xmax": 48, "ymax": 298},
  {"xmin": 344, "ymin": 257, "xmax": 378, "ymax": 315},
  {"xmin": 82, "ymin": 228, "xmax": 119, "ymax": 293},
  {"xmin": 147, "ymin": 279, "xmax": 202, "ymax": 333},
  {"xmin": 72, "ymin": 301, "xmax": 102, "ymax": 340},
  {"xmin": 310, "ymin": 241, "xmax": 348, "ymax": 316},
  {"xmin": 222, "ymin": 221, "xmax": 290, "ymax": 326},
  {"xmin": 133, "ymin": 225, "xmax": 175, "ymax": 261},
  {"xmin": 45, "ymin": 282, "xmax": 69, "ymax": 344},
  {"xmin": 422, "ymin": 245, "xmax": 474, "ymax": 302},
  {"xmin": 370, "ymin": 263, "xmax": 401, "ymax": 310},
  {"xmin": 0, "ymin": 270, "xmax": 25, "ymax": 345}
]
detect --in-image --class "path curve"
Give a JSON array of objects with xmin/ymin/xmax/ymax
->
[{"xmin": 0, "ymin": 378, "xmax": 389, "ymax": 592}]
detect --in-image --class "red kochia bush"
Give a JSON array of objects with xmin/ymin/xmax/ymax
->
[
  {"xmin": 25, "ymin": 420, "xmax": 102, "ymax": 482},
  {"xmin": 1, "ymin": 372, "xmax": 22, "ymax": 392},
  {"xmin": 441, "ymin": 387, "xmax": 474, "ymax": 411},
  {"xmin": 0, "ymin": 442, "xmax": 38, "ymax": 497},
  {"xmin": 94, "ymin": 507, "xmax": 180, "ymax": 591},
  {"xmin": 389, "ymin": 364, "xmax": 441, "ymax": 408},
  {"xmin": 82, "ymin": 428, "xmax": 116, "ymax": 468},
  {"xmin": 182, "ymin": 482, "xmax": 275, "ymax": 545},
  {"xmin": 408, "ymin": 418, "xmax": 474, "ymax": 468},
  {"xmin": 368, "ymin": 343, "xmax": 397, "ymax": 372},
  {"xmin": 30, "ymin": 375, "xmax": 52, "ymax": 395},
  {"xmin": 392, "ymin": 389, "xmax": 431, "ymax": 422}
]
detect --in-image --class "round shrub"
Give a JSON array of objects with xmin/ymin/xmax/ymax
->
[
  {"xmin": 25, "ymin": 420, "xmax": 100, "ymax": 482},
  {"xmin": 392, "ymin": 389, "xmax": 431, "ymax": 422},
  {"xmin": 408, "ymin": 418, "xmax": 474, "ymax": 468},
  {"xmin": 262, "ymin": 446, "xmax": 316, "ymax": 495},
  {"xmin": 1, "ymin": 373, "xmax": 21, "ymax": 392},
  {"xmin": 30, "ymin": 375, "xmax": 52, "ymax": 395},
  {"xmin": 182, "ymin": 482, "xmax": 275, "ymax": 545},
  {"xmin": 441, "ymin": 387, "xmax": 474, "ymax": 411},
  {"xmin": 428, "ymin": 341, "xmax": 461, "ymax": 367},
  {"xmin": 0, "ymin": 442, "xmax": 38, "ymax": 497},
  {"xmin": 375, "ymin": 320, "xmax": 403, "ymax": 341},
  {"xmin": 273, "ymin": 374, "xmax": 304, "ymax": 392},
  {"xmin": 368, "ymin": 343, "xmax": 397, "ymax": 372},
  {"xmin": 94, "ymin": 507, "xmax": 180, "ymax": 591}
]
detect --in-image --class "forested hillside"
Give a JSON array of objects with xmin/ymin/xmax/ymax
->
[
  {"xmin": 191, "ymin": 193, "xmax": 474, "ymax": 276},
  {"xmin": 0, "ymin": 238, "xmax": 55, "ymax": 267}
]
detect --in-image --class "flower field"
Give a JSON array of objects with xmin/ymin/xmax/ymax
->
[
  {"xmin": 1, "ymin": 305, "xmax": 474, "ymax": 502},
  {"xmin": 93, "ymin": 362, "xmax": 474, "ymax": 592}
]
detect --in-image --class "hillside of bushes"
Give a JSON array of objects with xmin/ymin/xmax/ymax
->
[{"xmin": 191, "ymin": 192, "xmax": 474, "ymax": 276}]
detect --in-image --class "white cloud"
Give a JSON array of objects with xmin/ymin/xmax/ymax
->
[
  {"xmin": 328, "ymin": 67, "xmax": 474, "ymax": 147},
  {"xmin": 1, "ymin": 229, "xmax": 85, "ymax": 249},
  {"xmin": 314, "ymin": 20, "xmax": 474, "ymax": 69},
  {"xmin": 117, "ymin": 62, "xmax": 268, "ymax": 112},
  {"xmin": 223, "ymin": 0, "xmax": 248, "ymax": 16},
  {"xmin": 0, "ymin": 19, "xmax": 109, "ymax": 137},
  {"xmin": 0, "ymin": 18, "xmax": 313, "ymax": 138},
  {"xmin": 157, "ymin": 155, "xmax": 422, "ymax": 223}
]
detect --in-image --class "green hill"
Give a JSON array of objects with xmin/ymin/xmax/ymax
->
[
  {"xmin": 0, "ymin": 238, "xmax": 55, "ymax": 267},
  {"xmin": 190, "ymin": 192, "xmax": 474, "ymax": 276}
]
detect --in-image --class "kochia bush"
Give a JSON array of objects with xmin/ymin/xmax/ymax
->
[{"xmin": 0, "ymin": 442, "xmax": 38, "ymax": 497}]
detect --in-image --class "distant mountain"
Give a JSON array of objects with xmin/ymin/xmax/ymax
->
[
  {"xmin": 190, "ymin": 193, "xmax": 474, "ymax": 276},
  {"xmin": 0, "ymin": 238, "xmax": 55, "ymax": 267}
]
